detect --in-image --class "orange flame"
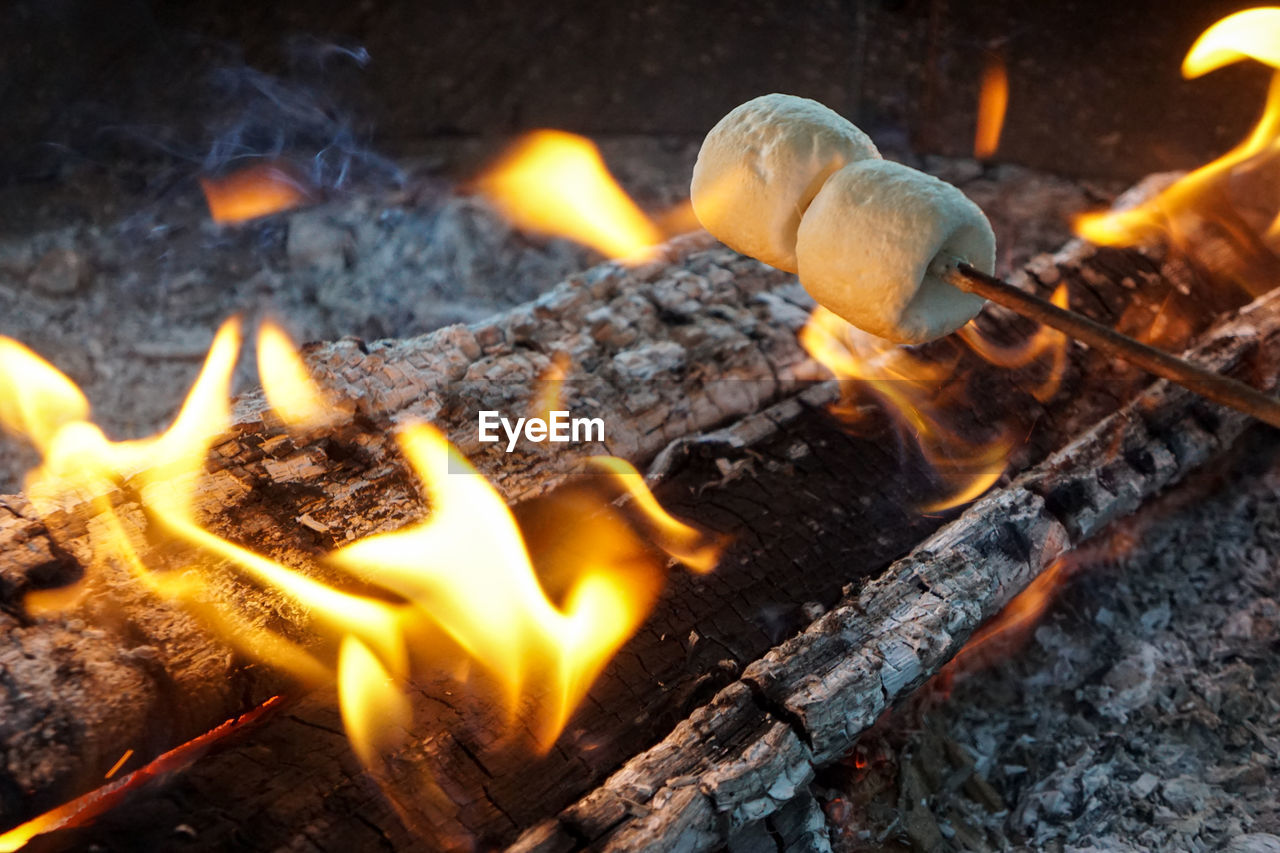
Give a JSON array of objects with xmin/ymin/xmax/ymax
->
[
  {"xmin": 974, "ymin": 53, "xmax": 1009, "ymax": 159},
  {"xmin": 800, "ymin": 287, "xmax": 1069, "ymax": 511},
  {"xmin": 0, "ymin": 320, "xmax": 721, "ymax": 788},
  {"xmin": 1075, "ymin": 8, "xmax": 1280, "ymax": 295},
  {"xmin": 0, "ymin": 697, "xmax": 283, "ymax": 853},
  {"xmin": 957, "ymin": 283, "xmax": 1070, "ymax": 403},
  {"xmin": 952, "ymin": 558, "xmax": 1066, "ymax": 672},
  {"xmin": 200, "ymin": 162, "xmax": 310, "ymax": 224},
  {"xmin": 474, "ymin": 131, "xmax": 664, "ymax": 262},
  {"xmin": 927, "ymin": 558, "xmax": 1072, "ymax": 703},
  {"xmin": 800, "ymin": 308, "xmax": 1010, "ymax": 511}
]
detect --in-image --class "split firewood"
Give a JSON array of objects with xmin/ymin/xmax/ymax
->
[{"xmin": 13, "ymin": 179, "xmax": 1273, "ymax": 851}]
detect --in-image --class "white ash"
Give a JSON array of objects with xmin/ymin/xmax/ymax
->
[{"xmin": 820, "ymin": 428, "xmax": 1280, "ymax": 852}]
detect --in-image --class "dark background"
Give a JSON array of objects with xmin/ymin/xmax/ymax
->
[{"xmin": 0, "ymin": 0, "xmax": 1269, "ymax": 184}]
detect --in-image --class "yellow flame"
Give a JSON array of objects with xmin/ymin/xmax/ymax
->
[
  {"xmin": 1075, "ymin": 8, "xmax": 1280, "ymax": 295},
  {"xmin": 1182, "ymin": 7, "xmax": 1280, "ymax": 76},
  {"xmin": 587, "ymin": 456, "xmax": 722, "ymax": 573},
  {"xmin": 974, "ymin": 53, "xmax": 1009, "ymax": 159},
  {"xmin": 0, "ymin": 320, "xmax": 720, "ymax": 782},
  {"xmin": 199, "ymin": 163, "xmax": 310, "ymax": 224},
  {"xmin": 258, "ymin": 321, "xmax": 341, "ymax": 430},
  {"xmin": 339, "ymin": 636, "xmax": 412, "ymax": 768},
  {"xmin": 0, "ymin": 339, "xmax": 90, "ymax": 454},
  {"xmin": 328, "ymin": 424, "xmax": 717, "ymax": 746},
  {"xmin": 474, "ymin": 130, "xmax": 665, "ymax": 262},
  {"xmin": 800, "ymin": 292, "xmax": 1069, "ymax": 512}
]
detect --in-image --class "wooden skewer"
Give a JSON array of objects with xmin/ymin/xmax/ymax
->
[{"xmin": 942, "ymin": 262, "xmax": 1280, "ymax": 430}]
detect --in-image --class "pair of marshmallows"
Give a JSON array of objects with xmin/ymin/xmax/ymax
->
[{"xmin": 690, "ymin": 94, "xmax": 995, "ymax": 344}]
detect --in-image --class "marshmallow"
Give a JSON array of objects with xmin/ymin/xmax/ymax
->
[
  {"xmin": 795, "ymin": 159, "xmax": 994, "ymax": 344},
  {"xmin": 690, "ymin": 93, "xmax": 880, "ymax": 274}
]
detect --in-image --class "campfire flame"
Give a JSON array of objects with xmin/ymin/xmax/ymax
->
[
  {"xmin": 949, "ymin": 558, "xmax": 1067, "ymax": 672},
  {"xmin": 0, "ymin": 697, "xmax": 284, "ymax": 853},
  {"xmin": 473, "ymin": 124, "xmax": 1066, "ymax": 515},
  {"xmin": 0, "ymin": 321, "xmax": 719, "ymax": 796},
  {"xmin": 974, "ymin": 52, "xmax": 1009, "ymax": 159},
  {"xmin": 474, "ymin": 130, "xmax": 665, "ymax": 262},
  {"xmin": 199, "ymin": 162, "xmax": 312, "ymax": 224},
  {"xmin": 800, "ymin": 288, "xmax": 1069, "ymax": 511},
  {"xmin": 1075, "ymin": 7, "xmax": 1280, "ymax": 295},
  {"xmin": 258, "ymin": 320, "xmax": 344, "ymax": 430},
  {"xmin": 956, "ymin": 284, "xmax": 1071, "ymax": 403}
]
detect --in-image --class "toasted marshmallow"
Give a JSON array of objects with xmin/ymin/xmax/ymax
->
[
  {"xmin": 691, "ymin": 94, "xmax": 880, "ymax": 274},
  {"xmin": 795, "ymin": 159, "xmax": 994, "ymax": 344}
]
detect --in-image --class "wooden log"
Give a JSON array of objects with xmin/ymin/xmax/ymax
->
[
  {"xmin": 0, "ymin": 231, "xmax": 816, "ymax": 827},
  {"xmin": 32, "ymin": 270, "xmax": 1279, "ymax": 852},
  {"xmin": 0, "ymin": 173, "xmax": 1260, "ymax": 847},
  {"xmin": 506, "ymin": 277, "xmax": 1280, "ymax": 853},
  {"xmin": 21, "ymin": 199, "xmax": 1278, "ymax": 850}
]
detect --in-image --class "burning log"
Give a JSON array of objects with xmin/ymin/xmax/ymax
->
[
  {"xmin": 8, "ymin": 163, "xmax": 1276, "ymax": 850},
  {"xmin": 0, "ymin": 231, "xmax": 811, "ymax": 828},
  {"xmin": 505, "ymin": 276, "xmax": 1280, "ymax": 853}
]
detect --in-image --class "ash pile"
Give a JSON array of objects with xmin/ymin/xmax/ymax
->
[{"xmin": 819, "ymin": 428, "xmax": 1280, "ymax": 853}]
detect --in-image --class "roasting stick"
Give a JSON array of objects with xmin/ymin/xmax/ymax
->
[{"xmin": 943, "ymin": 260, "xmax": 1280, "ymax": 429}]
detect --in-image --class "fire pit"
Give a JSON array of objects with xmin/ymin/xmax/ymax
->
[{"xmin": 2, "ymin": 3, "xmax": 1279, "ymax": 852}]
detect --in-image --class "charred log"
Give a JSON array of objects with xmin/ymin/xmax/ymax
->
[
  {"xmin": 0, "ymin": 183, "xmax": 1270, "ymax": 849},
  {"xmin": 0, "ymin": 232, "xmax": 811, "ymax": 826}
]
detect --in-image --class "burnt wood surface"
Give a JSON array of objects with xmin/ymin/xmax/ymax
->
[
  {"xmin": 10, "ymin": 187, "xmax": 1274, "ymax": 849},
  {"xmin": 25, "ymin": 279, "xmax": 1280, "ymax": 852},
  {"xmin": 0, "ymin": 231, "xmax": 818, "ymax": 829}
]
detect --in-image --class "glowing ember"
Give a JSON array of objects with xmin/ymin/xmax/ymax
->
[
  {"xmin": 952, "ymin": 558, "xmax": 1066, "ymax": 671},
  {"xmin": 102, "ymin": 750, "xmax": 134, "ymax": 781},
  {"xmin": 0, "ymin": 320, "xmax": 721, "ymax": 781},
  {"xmin": 199, "ymin": 162, "xmax": 311, "ymax": 224},
  {"xmin": 1075, "ymin": 8, "xmax": 1280, "ymax": 296},
  {"xmin": 974, "ymin": 53, "xmax": 1009, "ymax": 159},
  {"xmin": 474, "ymin": 130, "xmax": 664, "ymax": 262},
  {"xmin": 0, "ymin": 697, "xmax": 283, "ymax": 853}
]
